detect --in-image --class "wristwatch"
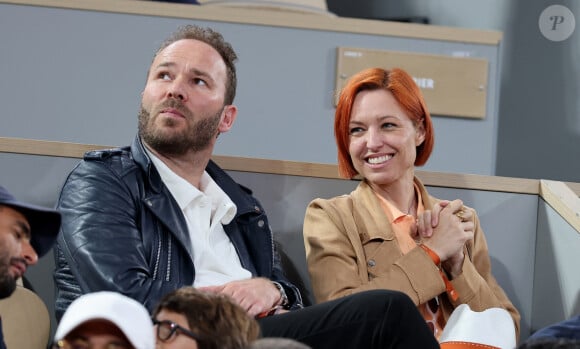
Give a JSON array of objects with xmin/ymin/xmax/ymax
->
[{"xmin": 272, "ymin": 281, "xmax": 289, "ymax": 308}]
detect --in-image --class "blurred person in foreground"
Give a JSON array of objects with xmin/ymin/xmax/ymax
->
[
  {"xmin": 524, "ymin": 314, "xmax": 580, "ymax": 342},
  {"xmin": 0, "ymin": 185, "xmax": 60, "ymax": 349},
  {"xmin": 249, "ymin": 338, "xmax": 312, "ymax": 349},
  {"xmin": 52, "ymin": 291, "xmax": 154, "ymax": 349},
  {"xmin": 518, "ymin": 337, "xmax": 580, "ymax": 349},
  {"xmin": 152, "ymin": 287, "xmax": 260, "ymax": 349}
]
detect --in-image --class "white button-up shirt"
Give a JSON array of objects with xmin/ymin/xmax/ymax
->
[{"xmin": 146, "ymin": 149, "xmax": 252, "ymax": 287}]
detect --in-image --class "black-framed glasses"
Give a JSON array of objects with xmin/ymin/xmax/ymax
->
[
  {"xmin": 152, "ymin": 318, "xmax": 200, "ymax": 342},
  {"xmin": 51, "ymin": 338, "xmax": 132, "ymax": 349}
]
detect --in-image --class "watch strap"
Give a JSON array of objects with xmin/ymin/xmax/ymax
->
[{"xmin": 272, "ymin": 281, "xmax": 289, "ymax": 308}]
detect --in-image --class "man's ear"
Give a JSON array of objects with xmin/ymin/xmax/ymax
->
[{"xmin": 218, "ymin": 105, "xmax": 238, "ymax": 134}]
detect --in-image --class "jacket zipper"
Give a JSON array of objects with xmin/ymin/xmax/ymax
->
[
  {"xmin": 153, "ymin": 223, "xmax": 162, "ymax": 280},
  {"xmin": 165, "ymin": 233, "xmax": 172, "ymax": 281}
]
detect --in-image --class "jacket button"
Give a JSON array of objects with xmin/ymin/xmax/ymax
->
[
  {"xmin": 257, "ymin": 220, "xmax": 265, "ymax": 228},
  {"xmin": 146, "ymin": 200, "xmax": 153, "ymax": 207},
  {"xmin": 254, "ymin": 206, "xmax": 261, "ymax": 213},
  {"xmin": 367, "ymin": 259, "xmax": 376, "ymax": 267}
]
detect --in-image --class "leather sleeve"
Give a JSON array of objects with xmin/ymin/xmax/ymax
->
[
  {"xmin": 55, "ymin": 157, "xmax": 184, "ymax": 315},
  {"xmin": 270, "ymin": 242, "xmax": 304, "ymax": 309}
]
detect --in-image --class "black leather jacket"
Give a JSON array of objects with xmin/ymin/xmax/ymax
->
[{"xmin": 54, "ymin": 136, "xmax": 302, "ymax": 320}]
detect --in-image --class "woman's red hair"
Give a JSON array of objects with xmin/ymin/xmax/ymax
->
[{"xmin": 334, "ymin": 67, "xmax": 434, "ymax": 179}]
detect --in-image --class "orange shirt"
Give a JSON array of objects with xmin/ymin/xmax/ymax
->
[{"xmin": 374, "ymin": 185, "xmax": 444, "ymax": 340}]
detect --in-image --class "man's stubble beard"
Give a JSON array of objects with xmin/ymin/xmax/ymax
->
[
  {"xmin": 138, "ymin": 101, "xmax": 222, "ymax": 156},
  {"xmin": 0, "ymin": 254, "xmax": 17, "ymax": 299}
]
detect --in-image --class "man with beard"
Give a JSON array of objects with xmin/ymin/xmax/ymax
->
[
  {"xmin": 0, "ymin": 185, "xmax": 60, "ymax": 348},
  {"xmin": 54, "ymin": 25, "xmax": 439, "ymax": 349}
]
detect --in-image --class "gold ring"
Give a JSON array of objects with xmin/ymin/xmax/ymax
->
[{"xmin": 455, "ymin": 208, "xmax": 467, "ymax": 222}]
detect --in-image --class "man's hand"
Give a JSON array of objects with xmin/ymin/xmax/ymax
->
[{"xmin": 198, "ymin": 277, "xmax": 281, "ymax": 317}]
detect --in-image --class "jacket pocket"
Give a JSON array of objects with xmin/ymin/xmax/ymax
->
[{"xmin": 362, "ymin": 238, "xmax": 399, "ymax": 281}]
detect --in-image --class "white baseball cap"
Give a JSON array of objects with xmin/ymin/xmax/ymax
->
[{"xmin": 55, "ymin": 291, "xmax": 154, "ymax": 349}]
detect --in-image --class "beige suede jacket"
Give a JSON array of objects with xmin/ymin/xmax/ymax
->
[{"xmin": 303, "ymin": 177, "xmax": 520, "ymax": 339}]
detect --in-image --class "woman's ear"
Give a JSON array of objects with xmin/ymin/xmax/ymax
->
[{"xmin": 415, "ymin": 119, "xmax": 426, "ymax": 146}]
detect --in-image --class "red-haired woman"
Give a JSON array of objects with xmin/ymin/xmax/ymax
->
[{"xmin": 303, "ymin": 67, "xmax": 520, "ymax": 341}]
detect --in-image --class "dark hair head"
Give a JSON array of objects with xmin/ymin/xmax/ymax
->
[
  {"xmin": 153, "ymin": 287, "xmax": 259, "ymax": 349},
  {"xmin": 334, "ymin": 67, "xmax": 434, "ymax": 179}
]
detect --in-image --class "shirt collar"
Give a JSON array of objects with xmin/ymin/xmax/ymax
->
[{"xmin": 145, "ymin": 147, "xmax": 237, "ymax": 224}]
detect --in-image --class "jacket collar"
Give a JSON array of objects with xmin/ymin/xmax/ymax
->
[
  {"xmin": 131, "ymin": 135, "xmax": 164, "ymax": 193},
  {"xmin": 352, "ymin": 177, "xmax": 434, "ymax": 242},
  {"xmin": 352, "ymin": 180, "xmax": 396, "ymax": 242},
  {"xmin": 205, "ymin": 161, "xmax": 261, "ymax": 217},
  {"xmin": 131, "ymin": 135, "xmax": 260, "ymax": 218}
]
